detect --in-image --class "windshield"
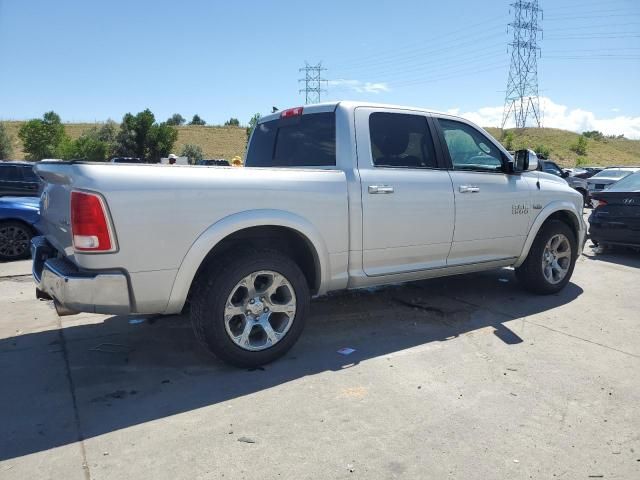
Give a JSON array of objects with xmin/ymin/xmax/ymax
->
[
  {"xmin": 592, "ymin": 168, "xmax": 634, "ymax": 179},
  {"xmin": 606, "ymin": 172, "xmax": 640, "ymax": 191}
]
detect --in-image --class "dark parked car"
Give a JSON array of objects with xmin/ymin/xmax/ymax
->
[
  {"xmin": 589, "ymin": 171, "xmax": 640, "ymax": 249},
  {"xmin": 538, "ymin": 159, "xmax": 589, "ymax": 206},
  {"xmin": 573, "ymin": 167, "xmax": 604, "ymax": 179},
  {"xmin": 0, "ymin": 196, "xmax": 40, "ymax": 261},
  {"xmin": 0, "ymin": 161, "xmax": 42, "ymax": 197},
  {"xmin": 196, "ymin": 159, "xmax": 230, "ymax": 166}
]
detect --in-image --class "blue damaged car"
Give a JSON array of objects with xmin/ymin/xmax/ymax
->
[{"xmin": 0, "ymin": 196, "xmax": 40, "ymax": 261}]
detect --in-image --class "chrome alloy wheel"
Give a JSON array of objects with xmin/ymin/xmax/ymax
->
[
  {"xmin": 0, "ymin": 224, "xmax": 30, "ymax": 259},
  {"xmin": 224, "ymin": 270, "xmax": 297, "ymax": 351},
  {"xmin": 542, "ymin": 233, "xmax": 572, "ymax": 284}
]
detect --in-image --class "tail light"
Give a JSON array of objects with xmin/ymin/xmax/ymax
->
[
  {"xmin": 70, "ymin": 191, "xmax": 116, "ymax": 252},
  {"xmin": 592, "ymin": 198, "xmax": 607, "ymax": 209}
]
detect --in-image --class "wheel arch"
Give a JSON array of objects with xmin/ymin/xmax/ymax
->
[
  {"xmin": 165, "ymin": 210, "xmax": 329, "ymax": 314},
  {"xmin": 515, "ymin": 202, "xmax": 584, "ymax": 267}
]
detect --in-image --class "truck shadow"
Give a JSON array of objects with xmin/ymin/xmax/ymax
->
[{"xmin": 0, "ymin": 268, "xmax": 582, "ymax": 461}]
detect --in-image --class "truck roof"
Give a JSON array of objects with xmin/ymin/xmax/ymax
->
[{"xmin": 258, "ymin": 100, "xmax": 455, "ymax": 124}]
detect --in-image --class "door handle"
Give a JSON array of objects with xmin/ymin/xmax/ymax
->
[
  {"xmin": 368, "ymin": 185, "xmax": 394, "ymax": 194},
  {"xmin": 459, "ymin": 185, "xmax": 480, "ymax": 193}
]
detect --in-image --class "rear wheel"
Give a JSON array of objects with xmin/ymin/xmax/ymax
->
[
  {"xmin": 0, "ymin": 221, "xmax": 33, "ymax": 261},
  {"xmin": 190, "ymin": 249, "xmax": 310, "ymax": 367},
  {"xmin": 515, "ymin": 220, "xmax": 577, "ymax": 294}
]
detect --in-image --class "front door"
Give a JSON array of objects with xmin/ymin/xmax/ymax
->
[
  {"xmin": 434, "ymin": 117, "xmax": 532, "ymax": 265},
  {"xmin": 356, "ymin": 108, "xmax": 455, "ymax": 276}
]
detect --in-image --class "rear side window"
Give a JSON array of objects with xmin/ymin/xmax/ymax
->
[
  {"xmin": 245, "ymin": 112, "xmax": 336, "ymax": 167},
  {"xmin": 0, "ymin": 166, "xmax": 22, "ymax": 181},
  {"xmin": 369, "ymin": 112, "xmax": 437, "ymax": 168},
  {"xmin": 21, "ymin": 166, "xmax": 39, "ymax": 182}
]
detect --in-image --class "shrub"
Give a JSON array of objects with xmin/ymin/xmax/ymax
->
[
  {"xmin": 0, "ymin": 123, "xmax": 13, "ymax": 159},
  {"xmin": 575, "ymin": 156, "xmax": 588, "ymax": 167},
  {"xmin": 534, "ymin": 144, "xmax": 551, "ymax": 159},
  {"xmin": 570, "ymin": 135, "xmax": 588, "ymax": 156},
  {"xmin": 180, "ymin": 144, "xmax": 204, "ymax": 164},
  {"xmin": 225, "ymin": 118, "xmax": 240, "ymax": 127},
  {"xmin": 502, "ymin": 131, "xmax": 514, "ymax": 150}
]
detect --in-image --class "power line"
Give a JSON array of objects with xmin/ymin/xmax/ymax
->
[
  {"xmin": 502, "ymin": 0, "xmax": 543, "ymax": 129},
  {"xmin": 298, "ymin": 62, "xmax": 328, "ymax": 105}
]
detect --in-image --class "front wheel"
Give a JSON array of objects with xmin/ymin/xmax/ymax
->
[
  {"xmin": 515, "ymin": 220, "xmax": 578, "ymax": 294},
  {"xmin": 190, "ymin": 249, "xmax": 310, "ymax": 367}
]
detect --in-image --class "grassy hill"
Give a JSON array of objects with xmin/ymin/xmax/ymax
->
[
  {"xmin": 484, "ymin": 127, "xmax": 640, "ymax": 167},
  {"xmin": 3, "ymin": 121, "xmax": 248, "ymax": 161},
  {"xmin": 3, "ymin": 121, "xmax": 640, "ymax": 167}
]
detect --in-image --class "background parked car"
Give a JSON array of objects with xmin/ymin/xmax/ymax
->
[
  {"xmin": 587, "ymin": 167, "xmax": 640, "ymax": 194},
  {"xmin": 589, "ymin": 171, "xmax": 640, "ymax": 250},
  {"xmin": 196, "ymin": 159, "xmax": 230, "ymax": 166},
  {"xmin": 573, "ymin": 166, "xmax": 604, "ymax": 179},
  {"xmin": 0, "ymin": 196, "xmax": 40, "ymax": 261},
  {"xmin": 0, "ymin": 161, "xmax": 42, "ymax": 197},
  {"xmin": 110, "ymin": 157, "xmax": 142, "ymax": 163},
  {"xmin": 537, "ymin": 159, "xmax": 589, "ymax": 206}
]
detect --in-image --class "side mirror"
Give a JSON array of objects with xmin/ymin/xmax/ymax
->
[
  {"xmin": 561, "ymin": 170, "xmax": 570, "ymax": 178},
  {"xmin": 512, "ymin": 149, "xmax": 539, "ymax": 173}
]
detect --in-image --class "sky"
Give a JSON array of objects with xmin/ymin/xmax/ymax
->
[{"xmin": 1, "ymin": 0, "xmax": 639, "ymax": 137}]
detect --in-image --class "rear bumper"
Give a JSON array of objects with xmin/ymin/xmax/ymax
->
[
  {"xmin": 588, "ymin": 219, "xmax": 640, "ymax": 247},
  {"xmin": 31, "ymin": 236, "xmax": 131, "ymax": 315}
]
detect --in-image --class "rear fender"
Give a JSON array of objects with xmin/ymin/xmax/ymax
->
[{"xmin": 164, "ymin": 209, "xmax": 329, "ymax": 314}]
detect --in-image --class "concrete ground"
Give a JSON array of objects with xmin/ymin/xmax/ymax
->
[{"xmin": 1, "ymin": 244, "xmax": 639, "ymax": 480}]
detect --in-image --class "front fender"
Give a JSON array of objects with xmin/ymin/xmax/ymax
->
[
  {"xmin": 514, "ymin": 201, "xmax": 586, "ymax": 267},
  {"xmin": 164, "ymin": 209, "xmax": 330, "ymax": 314}
]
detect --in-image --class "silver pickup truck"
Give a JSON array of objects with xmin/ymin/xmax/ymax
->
[{"xmin": 31, "ymin": 101, "xmax": 585, "ymax": 367}]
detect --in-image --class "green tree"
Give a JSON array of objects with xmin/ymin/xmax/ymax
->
[
  {"xmin": 166, "ymin": 113, "xmax": 186, "ymax": 126},
  {"xmin": 246, "ymin": 113, "xmax": 261, "ymax": 141},
  {"xmin": 18, "ymin": 111, "xmax": 67, "ymax": 160},
  {"xmin": 225, "ymin": 117, "xmax": 240, "ymax": 127},
  {"xmin": 115, "ymin": 109, "xmax": 176, "ymax": 162},
  {"xmin": 582, "ymin": 130, "xmax": 604, "ymax": 141},
  {"xmin": 180, "ymin": 144, "xmax": 204, "ymax": 164},
  {"xmin": 0, "ymin": 123, "xmax": 13, "ymax": 159},
  {"xmin": 189, "ymin": 114, "xmax": 206, "ymax": 126},
  {"xmin": 571, "ymin": 135, "xmax": 588, "ymax": 156},
  {"xmin": 147, "ymin": 122, "xmax": 179, "ymax": 163}
]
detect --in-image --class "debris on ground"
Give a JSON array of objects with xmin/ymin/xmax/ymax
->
[{"xmin": 237, "ymin": 436, "xmax": 256, "ymax": 444}]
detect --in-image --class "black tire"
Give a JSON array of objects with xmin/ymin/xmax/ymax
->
[
  {"xmin": 190, "ymin": 248, "xmax": 310, "ymax": 367},
  {"xmin": 515, "ymin": 220, "xmax": 578, "ymax": 295},
  {"xmin": 0, "ymin": 221, "xmax": 33, "ymax": 261}
]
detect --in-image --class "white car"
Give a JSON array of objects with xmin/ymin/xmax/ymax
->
[
  {"xmin": 31, "ymin": 101, "xmax": 585, "ymax": 367},
  {"xmin": 587, "ymin": 167, "xmax": 640, "ymax": 193}
]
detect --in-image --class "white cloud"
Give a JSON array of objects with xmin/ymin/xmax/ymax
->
[
  {"xmin": 329, "ymin": 79, "xmax": 390, "ymax": 94},
  {"xmin": 457, "ymin": 97, "xmax": 640, "ymax": 139}
]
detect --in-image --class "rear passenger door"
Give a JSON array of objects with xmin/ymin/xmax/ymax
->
[
  {"xmin": 355, "ymin": 108, "xmax": 455, "ymax": 276},
  {"xmin": 434, "ymin": 117, "xmax": 532, "ymax": 265}
]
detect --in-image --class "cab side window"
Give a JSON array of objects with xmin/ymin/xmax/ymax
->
[
  {"xmin": 369, "ymin": 113, "xmax": 438, "ymax": 169},
  {"xmin": 438, "ymin": 119, "xmax": 504, "ymax": 172}
]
